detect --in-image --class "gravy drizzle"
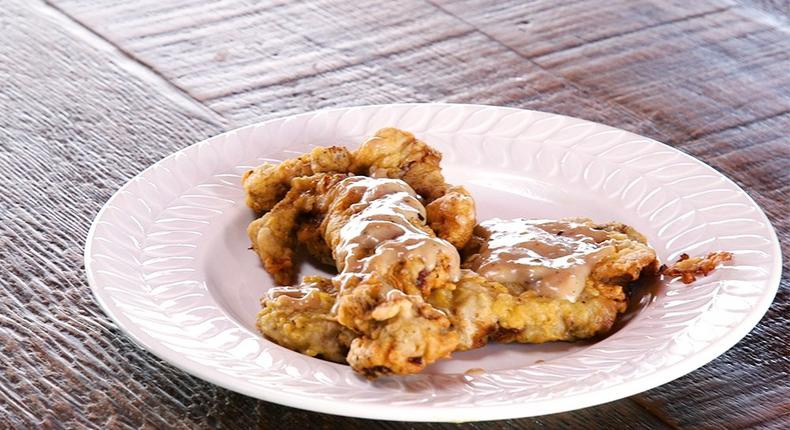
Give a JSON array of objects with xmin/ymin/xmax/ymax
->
[
  {"xmin": 466, "ymin": 218, "xmax": 614, "ymax": 302},
  {"xmin": 333, "ymin": 177, "xmax": 461, "ymax": 284}
]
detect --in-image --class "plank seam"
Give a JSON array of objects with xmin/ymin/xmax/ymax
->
[
  {"xmin": 36, "ymin": 0, "xmax": 231, "ymax": 128},
  {"xmin": 202, "ymin": 28, "xmax": 478, "ymax": 103},
  {"xmin": 629, "ymin": 396, "xmax": 680, "ymax": 429},
  {"xmin": 692, "ymin": 110, "xmax": 790, "ymax": 140}
]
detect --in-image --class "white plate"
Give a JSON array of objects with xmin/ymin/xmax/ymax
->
[{"xmin": 85, "ymin": 104, "xmax": 781, "ymax": 422}]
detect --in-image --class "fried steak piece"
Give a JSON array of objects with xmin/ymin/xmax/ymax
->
[
  {"xmin": 257, "ymin": 218, "xmax": 660, "ymax": 368},
  {"xmin": 244, "ymin": 129, "xmax": 672, "ymax": 378},
  {"xmin": 257, "ymin": 276, "xmax": 355, "ymax": 362},
  {"xmin": 254, "ymin": 174, "xmax": 461, "ymax": 376},
  {"xmin": 242, "ymin": 128, "xmax": 475, "ymax": 256}
]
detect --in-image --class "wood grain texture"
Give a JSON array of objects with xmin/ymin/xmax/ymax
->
[
  {"xmin": 2, "ymin": 0, "xmax": 788, "ymax": 428},
  {"xmin": 0, "ymin": 1, "xmax": 225, "ymax": 428},
  {"xmin": 48, "ymin": 0, "xmax": 476, "ymax": 114},
  {"xmin": 431, "ymin": 0, "xmax": 731, "ymax": 58},
  {"xmin": 49, "ymin": 0, "xmax": 666, "ymax": 140},
  {"xmin": 737, "ymin": 0, "xmax": 790, "ymax": 19},
  {"xmin": 432, "ymin": 0, "xmax": 790, "ymax": 145}
]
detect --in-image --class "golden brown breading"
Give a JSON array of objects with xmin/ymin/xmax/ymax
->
[
  {"xmin": 353, "ymin": 128, "xmax": 475, "ymax": 250},
  {"xmin": 256, "ymin": 265, "xmax": 626, "ymax": 361},
  {"xmin": 352, "ymin": 127, "xmax": 448, "ymax": 201},
  {"xmin": 257, "ymin": 277, "xmax": 355, "ymax": 362},
  {"xmin": 255, "ymin": 215, "xmax": 659, "ymax": 372},
  {"xmin": 319, "ymin": 176, "xmax": 460, "ymax": 295},
  {"xmin": 586, "ymin": 220, "xmax": 660, "ymax": 284},
  {"xmin": 661, "ymin": 251, "xmax": 732, "ymax": 284},
  {"xmin": 247, "ymin": 206, "xmax": 300, "ymax": 286},
  {"xmin": 342, "ymin": 281, "xmax": 457, "ymax": 377},
  {"xmin": 258, "ymin": 274, "xmax": 464, "ymax": 369},
  {"xmin": 320, "ymin": 176, "xmax": 461, "ymax": 376},
  {"xmin": 296, "ymin": 216, "xmax": 335, "ymax": 267},
  {"xmin": 492, "ymin": 281, "xmax": 627, "ymax": 343},
  {"xmin": 466, "ymin": 219, "xmax": 657, "ymax": 343},
  {"xmin": 431, "ymin": 270, "xmax": 629, "ymax": 347},
  {"xmin": 463, "ymin": 218, "xmax": 659, "ymax": 295},
  {"xmin": 428, "ymin": 270, "xmax": 505, "ymax": 350},
  {"xmin": 241, "ymin": 128, "xmax": 476, "ymax": 252},
  {"xmin": 248, "ymin": 174, "xmax": 348, "ymax": 285},
  {"xmin": 242, "ymin": 146, "xmax": 353, "ymax": 213},
  {"xmin": 425, "ymin": 186, "xmax": 476, "ymax": 250},
  {"xmin": 256, "ymin": 269, "xmax": 503, "ymax": 364},
  {"xmin": 253, "ymin": 174, "xmax": 460, "ymax": 377}
]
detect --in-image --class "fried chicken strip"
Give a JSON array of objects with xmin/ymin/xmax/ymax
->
[
  {"xmin": 258, "ymin": 270, "xmax": 501, "ymax": 364},
  {"xmin": 247, "ymin": 175, "xmax": 343, "ymax": 285},
  {"xmin": 425, "ymin": 186, "xmax": 476, "ymax": 249},
  {"xmin": 491, "ymin": 280, "xmax": 627, "ymax": 343},
  {"xmin": 460, "ymin": 218, "xmax": 657, "ymax": 343},
  {"xmin": 242, "ymin": 146, "xmax": 353, "ymax": 213},
  {"xmin": 353, "ymin": 128, "xmax": 475, "ymax": 248},
  {"xmin": 427, "ymin": 270, "xmax": 505, "ymax": 350},
  {"xmin": 257, "ymin": 268, "xmax": 625, "ymax": 360},
  {"xmin": 351, "ymin": 127, "xmax": 447, "ymax": 201},
  {"xmin": 253, "ymin": 174, "xmax": 461, "ymax": 376},
  {"xmin": 242, "ymin": 128, "xmax": 476, "ymax": 253}
]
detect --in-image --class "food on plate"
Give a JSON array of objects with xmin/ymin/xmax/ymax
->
[
  {"xmin": 242, "ymin": 146, "xmax": 353, "ymax": 214},
  {"xmin": 463, "ymin": 219, "xmax": 656, "ymax": 299},
  {"xmin": 243, "ymin": 127, "xmax": 730, "ymax": 378},
  {"xmin": 661, "ymin": 251, "xmax": 733, "ymax": 284},
  {"xmin": 460, "ymin": 218, "xmax": 657, "ymax": 343},
  {"xmin": 252, "ymin": 173, "xmax": 461, "ymax": 376},
  {"xmin": 242, "ymin": 128, "xmax": 476, "ymax": 252},
  {"xmin": 257, "ymin": 276, "xmax": 355, "ymax": 363},
  {"xmin": 258, "ymin": 218, "xmax": 659, "ymax": 363}
]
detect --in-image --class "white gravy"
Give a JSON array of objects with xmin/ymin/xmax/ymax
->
[{"xmin": 466, "ymin": 218, "xmax": 614, "ymax": 302}]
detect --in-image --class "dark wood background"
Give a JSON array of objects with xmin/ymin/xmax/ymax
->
[{"xmin": 1, "ymin": 0, "xmax": 787, "ymax": 428}]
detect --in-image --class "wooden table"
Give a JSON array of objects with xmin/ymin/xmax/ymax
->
[{"xmin": 1, "ymin": 0, "xmax": 787, "ymax": 428}]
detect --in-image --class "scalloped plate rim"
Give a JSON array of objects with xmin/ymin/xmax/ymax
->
[{"xmin": 84, "ymin": 103, "xmax": 782, "ymax": 422}]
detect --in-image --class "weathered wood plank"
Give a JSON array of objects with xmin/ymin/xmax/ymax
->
[
  {"xmin": 2, "ymin": 0, "xmax": 788, "ymax": 428},
  {"xmin": 534, "ymin": 9, "xmax": 789, "ymax": 142},
  {"xmin": 50, "ymin": 0, "xmax": 790, "ymax": 147},
  {"xmin": 206, "ymin": 31, "xmax": 666, "ymax": 138},
  {"xmin": 48, "ymin": 0, "xmax": 475, "ymax": 101},
  {"xmin": 0, "ymin": 1, "xmax": 234, "ymax": 428},
  {"xmin": 679, "ymin": 113, "xmax": 790, "ymax": 220},
  {"xmin": 737, "ymin": 0, "xmax": 790, "ymax": 20},
  {"xmin": 48, "ymin": 0, "xmax": 665, "ymax": 142},
  {"xmin": 431, "ymin": 0, "xmax": 730, "ymax": 58},
  {"xmin": 432, "ymin": 1, "xmax": 790, "ymax": 146}
]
